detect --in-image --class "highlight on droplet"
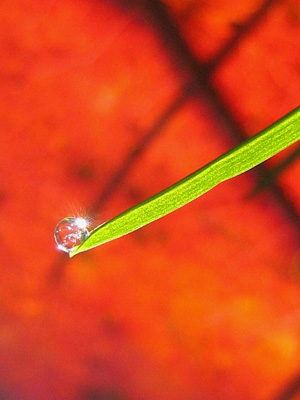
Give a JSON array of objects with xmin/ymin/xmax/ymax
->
[{"xmin": 54, "ymin": 216, "xmax": 90, "ymax": 253}]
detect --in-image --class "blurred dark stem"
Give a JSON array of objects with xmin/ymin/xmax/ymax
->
[
  {"xmin": 206, "ymin": 0, "xmax": 281, "ymax": 70},
  {"xmin": 88, "ymin": 85, "xmax": 192, "ymax": 215},
  {"xmin": 248, "ymin": 144, "xmax": 300, "ymax": 197},
  {"xmin": 137, "ymin": 0, "xmax": 300, "ymax": 231},
  {"xmin": 140, "ymin": 0, "xmax": 280, "ymax": 75},
  {"xmin": 269, "ymin": 372, "xmax": 300, "ymax": 400},
  {"xmin": 47, "ymin": 0, "xmax": 297, "ymax": 284}
]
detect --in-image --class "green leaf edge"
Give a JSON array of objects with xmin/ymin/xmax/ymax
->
[{"xmin": 70, "ymin": 105, "xmax": 300, "ymax": 257}]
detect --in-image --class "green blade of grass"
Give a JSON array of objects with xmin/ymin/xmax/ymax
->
[{"xmin": 70, "ymin": 105, "xmax": 300, "ymax": 257}]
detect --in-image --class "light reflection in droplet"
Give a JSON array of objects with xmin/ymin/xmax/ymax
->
[{"xmin": 54, "ymin": 217, "xmax": 90, "ymax": 253}]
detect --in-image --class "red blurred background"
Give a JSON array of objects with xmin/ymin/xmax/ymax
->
[{"xmin": 0, "ymin": 0, "xmax": 300, "ymax": 399}]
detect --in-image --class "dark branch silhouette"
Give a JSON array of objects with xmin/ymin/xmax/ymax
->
[
  {"xmin": 269, "ymin": 371, "xmax": 300, "ymax": 400},
  {"xmin": 137, "ymin": 0, "xmax": 300, "ymax": 233},
  {"xmin": 48, "ymin": 0, "xmax": 297, "ymax": 285},
  {"xmin": 249, "ymin": 144, "xmax": 300, "ymax": 197},
  {"xmin": 207, "ymin": 0, "xmax": 281, "ymax": 70}
]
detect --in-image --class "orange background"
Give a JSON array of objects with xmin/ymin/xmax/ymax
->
[{"xmin": 0, "ymin": 1, "xmax": 300, "ymax": 399}]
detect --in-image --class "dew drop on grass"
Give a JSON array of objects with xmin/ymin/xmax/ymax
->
[{"xmin": 54, "ymin": 217, "xmax": 90, "ymax": 253}]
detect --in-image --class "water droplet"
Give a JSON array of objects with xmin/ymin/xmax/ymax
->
[{"xmin": 54, "ymin": 217, "xmax": 89, "ymax": 253}]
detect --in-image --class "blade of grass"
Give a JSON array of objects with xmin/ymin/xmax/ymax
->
[{"xmin": 70, "ymin": 105, "xmax": 300, "ymax": 257}]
